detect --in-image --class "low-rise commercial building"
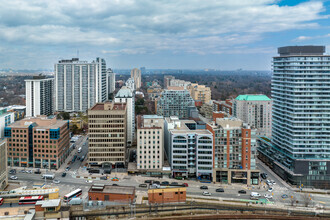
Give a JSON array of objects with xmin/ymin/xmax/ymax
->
[
  {"xmin": 88, "ymin": 102, "xmax": 127, "ymax": 168},
  {"xmin": 206, "ymin": 118, "xmax": 259, "ymax": 185},
  {"xmin": 137, "ymin": 115, "xmax": 164, "ymax": 170},
  {"xmin": 5, "ymin": 116, "xmax": 70, "ymax": 169},
  {"xmin": 165, "ymin": 117, "xmax": 213, "ymax": 180},
  {"xmin": 0, "ymin": 140, "xmax": 8, "ymax": 190},
  {"xmin": 88, "ymin": 184, "xmax": 135, "ymax": 203},
  {"xmin": 148, "ymin": 187, "xmax": 186, "ymax": 204}
]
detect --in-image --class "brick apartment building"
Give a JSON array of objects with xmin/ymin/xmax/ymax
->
[
  {"xmin": 88, "ymin": 102, "xmax": 127, "ymax": 168},
  {"xmin": 206, "ymin": 118, "xmax": 260, "ymax": 185},
  {"xmin": 4, "ymin": 116, "xmax": 70, "ymax": 169}
]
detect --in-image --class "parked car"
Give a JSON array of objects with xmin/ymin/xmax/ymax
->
[
  {"xmin": 154, "ymin": 181, "xmax": 160, "ymax": 185},
  {"xmin": 182, "ymin": 183, "xmax": 189, "ymax": 187},
  {"xmin": 144, "ymin": 180, "xmax": 153, "ymax": 184},
  {"xmin": 9, "ymin": 169, "xmax": 16, "ymax": 174},
  {"xmin": 26, "ymin": 170, "xmax": 32, "ymax": 174},
  {"xmin": 86, "ymin": 180, "xmax": 93, "ymax": 183},
  {"xmin": 200, "ymin": 186, "xmax": 208, "ymax": 190},
  {"xmin": 112, "ymin": 184, "xmax": 118, "ymax": 186},
  {"xmin": 238, "ymin": 190, "xmax": 247, "ymax": 194},
  {"xmin": 100, "ymin": 176, "xmax": 108, "ymax": 180},
  {"xmin": 260, "ymin": 173, "xmax": 267, "ymax": 179},
  {"xmin": 19, "ymin": 170, "xmax": 26, "ymax": 173},
  {"xmin": 264, "ymin": 194, "xmax": 273, "ymax": 199},
  {"xmin": 10, "ymin": 176, "xmax": 18, "ymax": 180},
  {"xmin": 61, "ymin": 172, "xmax": 67, "ymax": 177},
  {"xmin": 268, "ymin": 187, "xmax": 273, "ymax": 192},
  {"xmin": 111, "ymin": 177, "xmax": 119, "ymax": 181},
  {"xmin": 65, "ymin": 167, "xmax": 70, "ymax": 171},
  {"xmin": 202, "ymin": 191, "xmax": 211, "ymax": 196},
  {"xmin": 170, "ymin": 182, "xmax": 179, "ymax": 186},
  {"xmin": 139, "ymin": 184, "xmax": 148, "ymax": 188},
  {"xmin": 216, "ymin": 188, "xmax": 224, "ymax": 192},
  {"xmin": 53, "ymin": 179, "xmax": 61, "ymax": 184},
  {"xmin": 281, "ymin": 194, "xmax": 288, "ymax": 198},
  {"xmin": 161, "ymin": 181, "xmax": 169, "ymax": 186},
  {"xmin": 34, "ymin": 168, "xmax": 41, "ymax": 174}
]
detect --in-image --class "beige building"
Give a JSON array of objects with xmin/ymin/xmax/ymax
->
[
  {"xmin": 88, "ymin": 102, "xmax": 127, "ymax": 168},
  {"xmin": 5, "ymin": 116, "xmax": 70, "ymax": 169},
  {"xmin": 0, "ymin": 139, "xmax": 7, "ymax": 190},
  {"xmin": 137, "ymin": 115, "xmax": 164, "ymax": 170},
  {"xmin": 187, "ymin": 83, "xmax": 211, "ymax": 104},
  {"xmin": 131, "ymin": 68, "xmax": 141, "ymax": 89}
]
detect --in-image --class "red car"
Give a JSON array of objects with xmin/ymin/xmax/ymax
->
[{"xmin": 182, "ymin": 183, "xmax": 189, "ymax": 187}]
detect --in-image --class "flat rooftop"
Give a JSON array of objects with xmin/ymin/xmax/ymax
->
[
  {"xmin": 8, "ymin": 116, "xmax": 67, "ymax": 129},
  {"xmin": 90, "ymin": 102, "xmax": 126, "ymax": 111},
  {"xmin": 89, "ymin": 185, "xmax": 135, "ymax": 195}
]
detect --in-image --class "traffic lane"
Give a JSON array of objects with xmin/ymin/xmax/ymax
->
[{"xmin": 257, "ymin": 160, "xmax": 286, "ymax": 188}]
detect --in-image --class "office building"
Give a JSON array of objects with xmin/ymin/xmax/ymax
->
[
  {"xmin": 206, "ymin": 118, "xmax": 259, "ymax": 185},
  {"xmin": 131, "ymin": 68, "xmax": 141, "ymax": 89},
  {"xmin": 54, "ymin": 57, "xmax": 106, "ymax": 112},
  {"xmin": 0, "ymin": 140, "xmax": 8, "ymax": 190},
  {"xmin": 88, "ymin": 102, "xmax": 127, "ymax": 168},
  {"xmin": 164, "ymin": 116, "xmax": 213, "ymax": 179},
  {"xmin": 106, "ymin": 68, "xmax": 116, "ymax": 96},
  {"xmin": 156, "ymin": 88, "xmax": 195, "ymax": 119},
  {"xmin": 5, "ymin": 116, "xmax": 70, "ymax": 169},
  {"xmin": 0, "ymin": 107, "xmax": 15, "ymax": 139},
  {"xmin": 187, "ymin": 83, "xmax": 211, "ymax": 104},
  {"xmin": 233, "ymin": 94, "xmax": 272, "ymax": 137},
  {"xmin": 114, "ymin": 86, "xmax": 135, "ymax": 146},
  {"xmin": 137, "ymin": 115, "xmax": 164, "ymax": 170},
  {"xmin": 25, "ymin": 76, "xmax": 54, "ymax": 117},
  {"xmin": 258, "ymin": 46, "xmax": 330, "ymax": 188}
]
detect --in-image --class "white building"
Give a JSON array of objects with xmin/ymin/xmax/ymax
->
[
  {"xmin": 137, "ymin": 115, "xmax": 164, "ymax": 170},
  {"xmin": 115, "ymin": 86, "xmax": 135, "ymax": 146},
  {"xmin": 54, "ymin": 57, "xmax": 107, "ymax": 112},
  {"xmin": 131, "ymin": 68, "xmax": 141, "ymax": 89},
  {"xmin": 233, "ymin": 94, "xmax": 272, "ymax": 137},
  {"xmin": 25, "ymin": 76, "xmax": 54, "ymax": 117},
  {"xmin": 106, "ymin": 68, "xmax": 116, "ymax": 96},
  {"xmin": 0, "ymin": 107, "xmax": 14, "ymax": 139},
  {"xmin": 164, "ymin": 116, "xmax": 213, "ymax": 179},
  {"xmin": 125, "ymin": 78, "xmax": 135, "ymax": 92},
  {"xmin": 0, "ymin": 140, "xmax": 7, "ymax": 190}
]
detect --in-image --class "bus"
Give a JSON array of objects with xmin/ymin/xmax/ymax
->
[
  {"xmin": 0, "ymin": 198, "xmax": 3, "ymax": 206},
  {"xmin": 19, "ymin": 196, "xmax": 44, "ymax": 205},
  {"xmin": 41, "ymin": 173, "xmax": 55, "ymax": 180},
  {"xmin": 64, "ymin": 189, "xmax": 82, "ymax": 202},
  {"xmin": 78, "ymin": 147, "xmax": 82, "ymax": 153}
]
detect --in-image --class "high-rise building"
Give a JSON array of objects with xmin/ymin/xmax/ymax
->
[
  {"xmin": 213, "ymin": 100, "xmax": 233, "ymax": 115},
  {"xmin": 164, "ymin": 75, "xmax": 175, "ymax": 89},
  {"xmin": 233, "ymin": 94, "xmax": 272, "ymax": 137},
  {"xmin": 25, "ymin": 76, "xmax": 54, "ymax": 117},
  {"xmin": 164, "ymin": 116, "xmax": 213, "ymax": 179},
  {"xmin": 106, "ymin": 68, "xmax": 116, "ymax": 96},
  {"xmin": 258, "ymin": 46, "xmax": 330, "ymax": 188},
  {"xmin": 54, "ymin": 57, "xmax": 107, "ymax": 112},
  {"xmin": 206, "ymin": 118, "xmax": 259, "ymax": 185},
  {"xmin": 156, "ymin": 88, "xmax": 195, "ymax": 119},
  {"xmin": 131, "ymin": 68, "xmax": 141, "ymax": 89},
  {"xmin": 115, "ymin": 86, "xmax": 135, "ymax": 146},
  {"xmin": 0, "ymin": 139, "xmax": 8, "ymax": 190},
  {"xmin": 137, "ymin": 115, "xmax": 164, "ymax": 170},
  {"xmin": 0, "ymin": 107, "xmax": 15, "ymax": 139},
  {"xmin": 187, "ymin": 83, "xmax": 211, "ymax": 104},
  {"xmin": 5, "ymin": 116, "xmax": 70, "ymax": 169},
  {"xmin": 88, "ymin": 102, "xmax": 126, "ymax": 168},
  {"xmin": 125, "ymin": 78, "xmax": 135, "ymax": 92}
]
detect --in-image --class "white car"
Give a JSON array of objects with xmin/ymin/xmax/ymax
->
[
  {"xmin": 10, "ymin": 176, "xmax": 18, "ymax": 180},
  {"xmin": 202, "ymin": 191, "xmax": 211, "ymax": 196},
  {"xmin": 268, "ymin": 187, "xmax": 273, "ymax": 192},
  {"xmin": 264, "ymin": 194, "xmax": 273, "ymax": 199},
  {"xmin": 86, "ymin": 180, "xmax": 93, "ymax": 183},
  {"xmin": 53, "ymin": 179, "xmax": 61, "ymax": 184},
  {"xmin": 270, "ymin": 180, "xmax": 276, "ymax": 184}
]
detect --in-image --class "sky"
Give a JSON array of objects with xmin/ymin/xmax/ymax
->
[{"xmin": 0, "ymin": 0, "xmax": 329, "ymax": 70}]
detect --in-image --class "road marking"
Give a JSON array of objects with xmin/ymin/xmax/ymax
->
[{"xmin": 318, "ymin": 201, "xmax": 326, "ymax": 204}]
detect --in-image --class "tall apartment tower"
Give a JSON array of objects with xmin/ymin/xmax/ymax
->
[
  {"xmin": 131, "ymin": 68, "xmax": 141, "ymax": 89},
  {"xmin": 54, "ymin": 57, "xmax": 107, "ymax": 112},
  {"xmin": 88, "ymin": 102, "xmax": 127, "ymax": 168},
  {"xmin": 233, "ymin": 94, "xmax": 272, "ymax": 137},
  {"xmin": 258, "ymin": 46, "xmax": 330, "ymax": 188},
  {"xmin": 106, "ymin": 68, "xmax": 116, "ymax": 96},
  {"xmin": 137, "ymin": 115, "xmax": 164, "ymax": 170},
  {"xmin": 25, "ymin": 76, "xmax": 54, "ymax": 117},
  {"xmin": 207, "ymin": 118, "xmax": 259, "ymax": 185},
  {"xmin": 156, "ymin": 88, "xmax": 195, "ymax": 119},
  {"xmin": 5, "ymin": 116, "xmax": 70, "ymax": 169},
  {"xmin": 0, "ymin": 140, "xmax": 8, "ymax": 190},
  {"xmin": 114, "ymin": 86, "xmax": 135, "ymax": 146},
  {"xmin": 187, "ymin": 83, "xmax": 211, "ymax": 104}
]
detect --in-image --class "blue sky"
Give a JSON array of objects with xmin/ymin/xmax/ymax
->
[{"xmin": 0, "ymin": 0, "xmax": 329, "ymax": 70}]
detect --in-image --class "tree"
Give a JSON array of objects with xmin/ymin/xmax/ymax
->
[
  {"xmin": 301, "ymin": 193, "xmax": 312, "ymax": 207},
  {"xmin": 61, "ymin": 112, "xmax": 70, "ymax": 120}
]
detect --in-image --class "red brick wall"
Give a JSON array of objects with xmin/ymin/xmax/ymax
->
[
  {"xmin": 212, "ymin": 112, "xmax": 225, "ymax": 121},
  {"xmin": 148, "ymin": 189, "xmax": 186, "ymax": 203},
  {"xmin": 88, "ymin": 192, "xmax": 135, "ymax": 202}
]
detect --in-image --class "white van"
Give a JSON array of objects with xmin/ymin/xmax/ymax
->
[
  {"xmin": 78, "ymin": 147, "xmax": 82, "ymax": 153},
  {"xmin": 250, "ymin": 192, "xmax": 261, "ymax": 197}
]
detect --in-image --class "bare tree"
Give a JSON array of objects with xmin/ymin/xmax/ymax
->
[
  {"xmin": 290, "ymin": 195, "xmax": 297, "ymax": 206},
  {"xmin": 301, "ymin": 193, "xmax": 312, "ymax": 207}
]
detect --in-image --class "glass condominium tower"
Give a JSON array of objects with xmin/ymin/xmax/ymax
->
[
  {"xmin": 260, "ymin": 46, "xmax": 330, "ymax": 188},
  {"xmin": 55, "ymin": 58, "xmax": 107, "ymax": 112}
]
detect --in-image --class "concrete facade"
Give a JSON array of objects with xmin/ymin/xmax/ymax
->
[
  {"xmin": 88, "ymin": 102, "xmax": 127, "ymax": 167},
  {"xmin": 187, "ymin": 83, "xmax": 211, "ymax": 104},
  {"xmin": 131, "ymin": 68, "xmax": 141, "ymax": 89},
  {"xmin": 0, "ymin": 140, "xmax": 8, "ymax": 190},
  {"xmin": 0, "ymin": 107, "xmax": 15, "ymax": 139}
]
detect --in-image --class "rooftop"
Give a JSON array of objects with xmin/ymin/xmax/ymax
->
[
  {"xmin": 235, "ymin": 94, "xmax": 271, "ymax": 101},
  {"xmin": 36, "ymin": 199, "xmax": 61, "ymax": 208},
  {"xmin": 278, "ymin": 46, "xmax": 325, "ymax": 56},
  {"xmin": 89, "ymin": 184, "xmax": 135, "ymax": 195},
  {"xmin": 115, "ymin": 86, "xmax": 133, "ymax": 98},
  {"xmin": 90, "ymin": 102, "xmax": 126, "ymax": 111},
  {"xmin": 8, "ymin": 116, "xmax": 67, "ymax": 129}
]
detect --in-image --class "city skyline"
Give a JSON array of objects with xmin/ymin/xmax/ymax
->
[{"xmin": 0, "ymin": 0, "xmax": 329, "ymax": 70}]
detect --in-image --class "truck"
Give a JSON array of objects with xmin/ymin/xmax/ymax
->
[{"xmin": 41, "ymin": 173, "xmax": 55, "ymax": 180}]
